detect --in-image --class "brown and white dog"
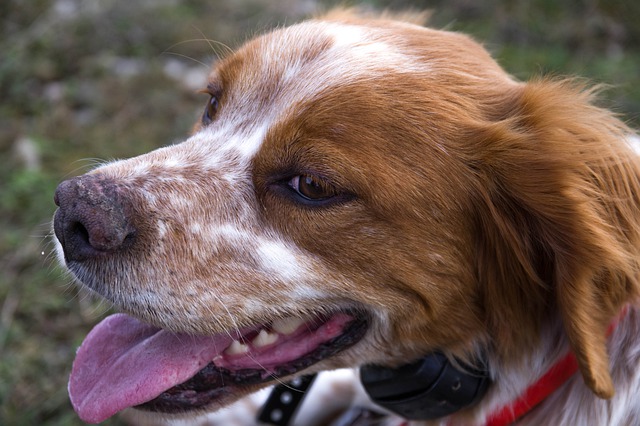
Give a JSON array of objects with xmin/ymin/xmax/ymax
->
[{"xmin": 53, "ymin": 10, "xmax": 640, "ymax": 426}]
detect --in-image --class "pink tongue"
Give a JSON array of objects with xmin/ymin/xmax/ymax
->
[{"xmin": 69, "ymin": 313, "xmax": 233, "ymax": 424}]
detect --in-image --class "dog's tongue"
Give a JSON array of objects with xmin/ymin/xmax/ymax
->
[{"xmin": 69, "ymin": 313, "xmax": 233, "ymax": 424}]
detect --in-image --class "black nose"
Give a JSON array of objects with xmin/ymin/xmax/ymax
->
[{"xmin": 53, "ymin": 175, "xmax": 136, "ymax": 262}]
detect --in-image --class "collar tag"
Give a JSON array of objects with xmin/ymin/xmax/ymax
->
[
  {"xmin": 360, "ymin": 352, "xmax": 491, "ymax": 420},
  {"xmin": 257, "ymin": 374, "xmax": 316, "ymax": 425}
]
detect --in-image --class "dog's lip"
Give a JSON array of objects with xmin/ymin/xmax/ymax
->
[
  {"xmin": 68, "ymin": 310, "xmax": 368, "ymax": 423},
  {"xmin": 137, "ymin": 311, "xmax": 368, "ymax": 415}
]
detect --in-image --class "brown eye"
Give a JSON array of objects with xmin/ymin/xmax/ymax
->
[
  {"xmin": 202, "ymin": 95, "xmax": 219, "ymax": 125},
  {"xmin": 288, "ymin": 175, "xmax": 337, "ymax": 201}
]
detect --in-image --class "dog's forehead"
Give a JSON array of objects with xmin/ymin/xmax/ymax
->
[
  {"xmin": 219, "ymin": 20, "xmax": 421, "ymax": 88},
  {"xmin": 194, "ymin": 20, "xmax": 423, "ymax": 160}
]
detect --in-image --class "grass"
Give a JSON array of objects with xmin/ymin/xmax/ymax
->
[{"xmin": 1, "ymin": 0, "xmax": 638, "ymax": 424}]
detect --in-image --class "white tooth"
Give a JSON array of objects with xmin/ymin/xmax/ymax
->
[
  {"xmin": 252, "ymin": 329, "xmax": 279, "ymax": 347},
  {"xmin": 272, "ymin": 316, "xmax": 306, "ymax": 335},
  {"xmin": 224, "ymin": 340, "xmax": 249, "ymax": 355}
]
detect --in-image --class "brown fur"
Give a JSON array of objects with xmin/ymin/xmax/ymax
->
[{"xmin": 55, "ymin": 9, "xmax": 640, "ymax": 424}]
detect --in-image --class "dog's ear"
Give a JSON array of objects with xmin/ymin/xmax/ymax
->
[{"xmin": 471, "ymin": 78, "xmax": 640, "ymax": 399}]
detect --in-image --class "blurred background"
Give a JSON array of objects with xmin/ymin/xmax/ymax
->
[{"xmin": 1, "ymin": 0, "xmax": 639, "ymax": 424}]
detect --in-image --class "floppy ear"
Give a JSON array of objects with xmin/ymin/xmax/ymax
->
[{"xmin": 471, "ymin": 78, "xmax": 640, "ymax": 398}]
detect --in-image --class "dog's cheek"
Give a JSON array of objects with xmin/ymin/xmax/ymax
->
[{"xmin": 278, "ymin": 217, "xmax": 482, "ymax": 352}]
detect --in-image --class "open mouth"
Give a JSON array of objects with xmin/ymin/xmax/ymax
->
[{"xmin": 68, "ymin": 310, "xmax": 368, "ymax": 423}]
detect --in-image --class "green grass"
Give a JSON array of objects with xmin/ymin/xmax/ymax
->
[{"xmin": 1, "ymin": 1, "xmax": 638, "ymax": 424}]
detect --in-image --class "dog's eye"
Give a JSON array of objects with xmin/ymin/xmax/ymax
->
[
  {"xmin": 202, "ymin": 95, "xmax": 219, "ymax": 125},
  {"xmin": 288, "ymin": 175, "xmax": 337, "ymax": 201}
]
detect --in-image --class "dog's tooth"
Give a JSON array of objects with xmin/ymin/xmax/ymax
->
[
  {"xmin": 272, "ymin": 316, "xmax": 305, "ymax": 335},
  {"xmin": 252, "ymin": 330, "xmax": 279, "ymax": 347},
  {"xmin": 224, "ymin": 340, "xmax": 249, "ymax": 355}
]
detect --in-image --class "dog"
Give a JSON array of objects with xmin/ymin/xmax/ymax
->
[{"xmin": 53, "ymin": 9, "xmax": 640, "ymax": 425}]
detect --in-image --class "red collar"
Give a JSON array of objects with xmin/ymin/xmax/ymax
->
[
  {"xmin": 484, "ymin": 350, "xmax": 578, "ymax": 426},
  {"xmin": 484, "ymin": 306, "xmax": 628, "ymax": 426}
]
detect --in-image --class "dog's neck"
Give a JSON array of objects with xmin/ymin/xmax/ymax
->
[
  {"xmin": 471, "ymin": 305, "xmax": 635, "ymax": 426},
  {"xmin": 483, "ymin": 347, "xmax": 580, "ymax": 425}
]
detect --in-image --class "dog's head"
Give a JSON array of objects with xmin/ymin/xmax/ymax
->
[{"xmin": 53, "ymin": 10, "xmax": 640, "ymax": 423}]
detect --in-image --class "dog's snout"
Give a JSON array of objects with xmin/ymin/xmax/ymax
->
[{"xmin": 54, "ymin": 175, "xmax": 136, "ymax": 262}]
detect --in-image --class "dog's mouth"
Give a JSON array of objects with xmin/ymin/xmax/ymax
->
[{"xmin": 68, "ymin": 310, "xmax": 367, "ymax": 423}]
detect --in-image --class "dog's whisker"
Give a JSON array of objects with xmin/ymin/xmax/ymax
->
[
  {"xmin": 162, "ymin": 36, "xmax": 234, "ymax": 65},
  {"xmin": 61, "ymin": 158, "xmax": 108, "ymax": 179},
  {"xmin": 161, "ymin": 50, "xmax": 210, "ymax": 69},
  {"xmin": 208, "ymin": 292, "xmax": 242, "ymax": 342},
  {"xmin": 192, "ymin": 25, "xmax": 235, "ymax": 58}
]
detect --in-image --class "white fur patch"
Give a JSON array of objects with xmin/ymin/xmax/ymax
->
[
  {"xmin": 322, "ymin": 22, "xmax": 424, "ymax": 73},
  {"xmin": 628, "ymin": 134, "xmax": 640, "ymax": 156},
  {"xmin": 256, "ymin": 239, "xmax": 306, "ymax": 281}
]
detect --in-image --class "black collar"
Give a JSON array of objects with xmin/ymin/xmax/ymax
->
[
  {"xmin": 258, "ymin": 353, "xmax": 491, "ymax": 425},
  {"xmin": 360, "ymin": 352, "xmax": 491, "ymax": 420}
]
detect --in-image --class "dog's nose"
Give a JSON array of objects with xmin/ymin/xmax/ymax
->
[{"xmin": 53, "ymin": 175, "xmax": 136, "ymax": 262}]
